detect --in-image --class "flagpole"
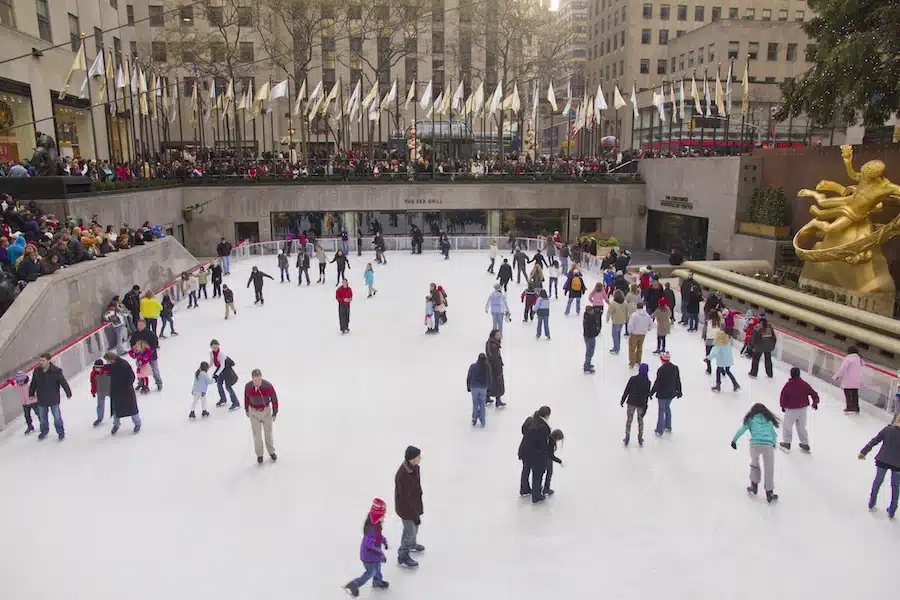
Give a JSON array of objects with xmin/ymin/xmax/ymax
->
[
  {"xmin": 739, "ymin": 56, "xmax": 747, "ymax": 153},
  {"xmin": 126, "ymin": 59, "xmax": 138, "ymax": 160},
  {"xmin": 678, "ymin": 78, "xmax": 685, "ymax": 154},
  {"xmin": 413, "ymin": 83, "xmax": 418, "ymax": 168},
  {"xmin": 431, "ymin": 84, "xmax": 436, "ymax": 178},
  {"xmin": 101, "ymin": 58, "xmax": 116, "ymax": 162},
  {"xmin": 175, "ymin": 76, "xmax": 185, "ymax": 160},
  {"xmin": 394, "ymin": 77, "xmax": 400, "ymax": 164},
  {"xmin": 630, "ymin": 79, "xmax": 636, "ymax": 152},
  {"xmin": 111, "ymin": 59, "xmax": 127, "ymax": 161},
  {"xmin": 688, "ymin": 73, "xmax": 694, "ymax": 152},
  {"xmin": 699, "ymin": 67, "xmax": 707, "ymax": 152},
  {"xmin": 667, "ymin": 81, "xmax": 674, "ymax": 155},
  {"xmin": 148, "ymin": 78, "xmax": 157, "ymax": 157},
  {"xmin": 269, "ymin": 78, "xmax": 276, "ymax": 164},
  {"xmin": 724, "ymin": 58, "xmax": 734, "ymax": 154}
]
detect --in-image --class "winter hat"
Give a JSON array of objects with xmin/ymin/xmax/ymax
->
[
  {"xmin": 369, "ymin": 498, "xmax": 387, "ymax": 523},
  {"xmin": 93, "ymin": 359, "xmax": 104, "ymax": 367},
  {"xmin": 660, "ymin": 352, "xmax": 671, "ymax": 363},
  {"xmin": 405, "ymin": 445, "xmax": 421, "ymax": 462},
  {"xmin": 658, "ymin": 298, "xmax": 668, "ymax": 307},
  {"xmin": 494, "ymin": 283, "xmax": 501, "ymax": 291},
  {"xmin": 638, "ymin": 363, "xmax": 649, "ymax": 374},
  {"xmin": 616, "ymin": 270, "xmax": 623, "ymax": 275},
  {"xmin": 278, "ymin": 249, "xmax": 283, "ymax": 254},
  {"xmin": 13, "ymin": 371, "xmax": 27, "ymax": 384},
  {"xmin": 746, "ymin": 309, "xmax": 754, "ymax": 318},
  {"xmin": 759, "ymin": 311, "xmax": 766, "ymax": 318}
]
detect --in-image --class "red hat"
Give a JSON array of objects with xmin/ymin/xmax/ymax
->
[
  {"xmin": 369, "ymin": 498, "xmax": 387, "ymax": 523},
  {"xmin": 660, "ymin": 351, "xmax": 671, "ymax": 362},
  {"xmin": 659, "ymin": 298, "xmax": 668, "ymax": 307}
]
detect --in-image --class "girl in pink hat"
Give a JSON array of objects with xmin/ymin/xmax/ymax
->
[{"xmin": 344, "ymin": 498, "xmax": 390, "ymax": 596}]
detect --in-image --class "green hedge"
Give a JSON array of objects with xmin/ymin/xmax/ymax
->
[{"xmin": 747, "ymin": 186, "xmax": 789, "ymax": 226}]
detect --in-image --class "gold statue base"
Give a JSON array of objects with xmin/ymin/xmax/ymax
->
[{"xmin": 799, "ymin": 246, "xmax": 896, "ymax": 317}]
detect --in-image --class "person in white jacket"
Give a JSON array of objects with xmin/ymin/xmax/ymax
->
[
  {"xmin": 626, "ymin": 302, "xmax": 654, "ymax": 369},
  {"xmin": 485, "ymin": 284, "xmax": 510, "ymax": 333},
  {"xmin": 487, "ymin": 240, "xmax": 498, "ymax": 274}
]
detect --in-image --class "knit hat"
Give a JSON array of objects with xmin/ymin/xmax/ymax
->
[
  {"xmin": 405, "ymin": 445, "xmax": 421, "ymax": 461},
  {"xmin": 759, "ymin": 311, "xmax": 766, "ymax": 318},
  {"xmin": 660, "ymin": 352, "xmax": 671, "ymax": 363},
  {"xmin": 746, "ymin": 309, "xmax": 754, "ymax": 318},
  {"xmin": 494, "ymin": 283, "xmax": 501, "ymax": 291},
  {"xmin": 638, "ymin": 363, "xmax": 649, "ymax": 374},
  {"xmin": 94, "ymin": 359, "xmax": 104, "ymax": 367},
  {"xmin": 658, "ymin": 298, "xmax": 668, "ymax": 307},
  {"xmin": 369, "ymin": 498, "xmax": 387, "ymax": 523},
  {"xmin": 13, "ymin": 371, "xmax": 27, "ymax": 384}
]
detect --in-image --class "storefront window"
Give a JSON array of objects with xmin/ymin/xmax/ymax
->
[
  {"xmin": 440, "ymin": 210, "xmax": 487, "ymax": 235},
  {"xmin": 0, "ymin": 91, "xmax": 35, "ymax": 163},
  {"xmin": 645, "ymin": 209, "xmax": 708, "ymax": 259},
  {"xmin": 53, "ymin": 104, "xmax": 94, "ymax": 159},
  {"xmin": 358, "ymin": 211, "xmax": 410, "ymax": 235},
  {"xmin": 500, "ymin": 209, "xmax": 568, "ymax": 240},
  {"xmin": 270, "ymin": 211, "xmax": 346, "ymax": 239}
]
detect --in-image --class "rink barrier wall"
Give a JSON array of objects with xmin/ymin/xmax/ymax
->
[{"xmin": 0, "ymin": 240, "xmax": 252, "ymax": 432}]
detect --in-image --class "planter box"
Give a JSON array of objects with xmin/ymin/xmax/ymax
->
[{"xmin": 739, "ymin": 221, "xmax": 791, "ymax": 239}]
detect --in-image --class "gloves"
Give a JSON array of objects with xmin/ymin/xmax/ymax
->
[
  {"xmin": 858, "ymin": 453, "xmax": 866, "ymax": 460},
  {"xmin": 213, "ymin": 374, "xmax": 219, "ymax": 382},
  {"xmin": 620, "ymin": 400, "xmax": 625, "ymax": 407},
  {"xmin": 380, "ymin": 555, "xmax": 387, "ymax": 564},
  {"xmin": 383, "ymin": 541, "xmax": 389, "ymax": 550},
  {"xmin": 730, "ymin": 441, "xmax": 737, "ymax": 450},
  {"xmin": 272, "ymin": 411, "xmax": 278, "ymax": 421},
  {"xmin": 781, "ymin": 407, "xmax": 785, "ymax": 412},
  {"xmin": 466, "ymin": 388, "xmax": 471, "ymax": 393},
  {"xmin": 92, "ymin": 392, "xmax": 96, "ymax": 398},
  {"xmin": 812, "ymin": 404, "xmax": 818, "ymax": 410},
  {"xmin": 413, "ymin": 517, "xmax": 421, "ymax": 526}
]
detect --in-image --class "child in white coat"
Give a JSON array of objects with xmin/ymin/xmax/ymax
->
[{"xmin": 190, "ymin": 361, "xmax": 213, "ymax": 419}]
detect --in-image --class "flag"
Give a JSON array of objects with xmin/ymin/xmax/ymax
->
[
  {"xmin": 115, "ymin": 64, "xmax": 126, "ymax": 90},
  {"xmin": 130, "ymin": 62, "xmax": 138, "ymax": 92},
  {"xmin": 451, "ymin": 81, "xmax": 464, "ymax": 112},
  {"xmin": 78, "ymin": 77, "xmax": 89, "ymax": 99},
  {"xmin": 346, "ymin": 80, "xmax": 361, "ymax": 120},
  {"xmin": 714, "ymin": 69, "xmax": 724, "ymax": 115},
  {"xmin": 291, "ymin": 80, "xmax": 306, "ymax": 115},
  {"xmin": 725, "ymin": 62, "xmax": 733, "ymax": 116},
  {"xmin": 203, "ymin": 78, "xmax": 215, "ymax": 122},
  {"xmin": 368, "ymin": 92, "xmax": 380, "ymax": 122},
  {"xmin": 104, "ymin": 50, "xmax": 114, "ymax": 99},
  {"xmin": 138, "ymin": 67, "xmax": 149, "ymax": 116},
  {"xmin": 502, "ymin": 83, "xmax": 520, "ymax": 113},
  {"xmin": 149, "ymin": 75, "xmax": 159, "ymax": 121},
  {"xmin": 88, "ymin": 51, "xmax": 104, "ymax": 79},
  {"xmin": 630, "ymin": 83, "xmax": 639, "ymax": 120},
  {"xmin": 307, "ymin": 95, "xmax": 322, "ymax": 124},
  {"xmin": 742, "ymin": 62, "xmax": 750, "ymax": 116},
  {"xmin": 573, "ymin": 95, "xmax": 587, "ymax": 134},
  {"xmin": 438, "ymin": 84, "xmax": 452, "ymax": 115},
  {"xmin": 596, "ymin": 83, "xmax": 608, "ymax": 114},
  {"xmin": 670, "ymin": 82, "xmax": 678, "ymax": 123},
  {"xmin": 404, "ymin": 78, "xmax": 416, "ymax": 111},
  {"xmin": 585, "ymin": 96, "xmax": 594, "ymax": 130},
  {"xmin": 309, "ymin": 80, "xmax": 323, "ymax": 102},
  {"xmin": 547, "ymin": 81, "xmax": 557, "ymax": 112},
  {"xmin": 561, "ymin": 82, "xmax": 572, "ymax": 116},
  {"xmin": 59, "ymin": 42, "xmax": 87, "ymax": 99},
  {"xmin": 613, "ymin": 85, "xmax": 627, "ymax": 110},
  {"xmin": 431, "ymin": 92, "xmax": 443, "ymax": 117},
  {"xmin": 473, "ymin": 81, "xmax": 485, "ymax": 117},
  {"xmin": 243, "ymin": 80, "xmax": 255, "ymax": 121},
  {"xmin": 703, "ymin": 75, "xmax": 711, "ymax": 117},
  {"xmin": 224, "ymin": 79, "xmax": 234, "ymax": 114},
  {"xmin": 690, "ymin": 76, "xmax": 701, "ymax": 115},
  {"xmin": 190, "ymin": 79, "xmax": 198, "ymax": 123},
  {"xmin": 270, "ymin": 79, "xmax": 289, "ymax": 101},
  {"xmin": 252, "ymin": 80, "xmax": 270, "ymax": 118},
  {"xmin": 653, "ymin": 86, "xmax": 666, "ymax": 123},
  {"xmin": 381, "ymin": 80, "xmax": 397, "ymax": 111},
  {"xmin": 488, "ymin": 80, "xmax": 503, "ymax": 117},
  {"xmin": 166, "ymin": 80, "xmax": 178, "ymax": 123},
  {"xmin": 237, "ymin": 83, "xmax": 249, "ymax": 111},
  {"xmin": 420, "ymin": 80, "xmax": 432, "ymax": 109},
  {"xmin": 321, "ymin": 80, "xmax": 339, "ymax": 115},
  {"xmin": 679, "ymin": 79, "xmax": 686, "ymax": 121}
]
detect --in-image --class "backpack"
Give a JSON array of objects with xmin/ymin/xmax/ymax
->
[{"xmin": 570, "ymin": 276, "xmax": 582, "ymax": 292}]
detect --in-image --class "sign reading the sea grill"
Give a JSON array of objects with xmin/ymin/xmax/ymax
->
[
  {"xmin": 660, "ymin": 195, "xmax": 692, "ymax": 210},
  {"xmin": 404, "ymin": 198, "xmax": 444, "ymax": 205}
]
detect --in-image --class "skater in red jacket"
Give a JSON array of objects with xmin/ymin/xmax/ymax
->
[{"xmin": 336, "ymin": 279, "xmax": 353, "ymax": 333}]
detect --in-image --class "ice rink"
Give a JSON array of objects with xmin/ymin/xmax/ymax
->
[{"xmin": 1, "ymin": 249, "xmax": 896, "ymax": 600}]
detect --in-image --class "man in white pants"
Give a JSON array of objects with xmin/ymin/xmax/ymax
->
[
  {"xmin": 778, "ymin": 367, "xmax": 819, "ymax": 452},
  {"xmin": 243, "ymin": 369, "xmax": 278, "ymax": 464}
]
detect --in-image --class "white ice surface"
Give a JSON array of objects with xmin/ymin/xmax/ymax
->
[{"xmin": 0, "ymin": 250, "xmax": 896, "ymax": 600}]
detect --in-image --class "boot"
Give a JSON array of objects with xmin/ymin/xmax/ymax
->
[
  {"xmin": 133, "ymin": 423, "xmax": 141, "ymax": 434},
  {"xmin": 372, "ymin": 580, "xmax": 389, "ymax": 589},
  {"xmin": 398, "ymin": 554, "xmax": 419, "ymax": 568},
  {"xmin": 37, "ymin": 432, "xmax": 48, "ymax": 440},
  {"xmin": 623, "ymin": 436, "xmax": 629, "ymax": 446},
  {"xmin": 257, "ymin": 456, "xmax": 264, "ymax": 464},
  {"xmin": 216, "ymin": 399, "xmax": 226, "ymax": 407},
  {"xmin": 189, "ymin": 411, "xmax": 196, "ymax": 419},
  {"xmin": 799, "ymin": 443, "xmax": 811, "ymax": 452},
  {"xmin": 111, "ymin": 423, "xmax": 120, "ymax": 435},
  {"xmin": 766, "ymin": 490, "xmax": 778, "ymax": 503},
  {"xmin": 201, "ymin": 410, "xmax": 210, "ymax": 418},
  {"xmin": 638, "ymin": 436, "xmax": 644, "ymax": 447},
  {"xmin": 24, "ymin": 425, "xmax": 34, "ymax": 435},
  {"xmin": 495, "ymin": 399, "xmax": 507, "ymax": 408},
  {"xmin": 779, "ymin": 442, "xmax": 790, "ymax": 451},
  {"xmin": 343, "ymin": 582, "xmax": 360, "ymax": 597},
  {"xmin": 92, "ymin": 418, "xmax": 103, "ymax": 427},
  {"xmin": 411, "ymin": 544, "xmax": 425, "ymax": 552},
  {"xmin": 710, "ymin": 386, "xmax": 721, "ymax": 392},
  {"xmin": 270, "ymin": 453, "xmax": 278, "ymax": 461},
  {"xmin": 747, "ymin": 482, "xmax": 758, "ymax": 495}
]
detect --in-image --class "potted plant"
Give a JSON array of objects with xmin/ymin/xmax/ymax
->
[{"xmin": 739, "ymin": 187, "xmax": 791, "ymax": 238}]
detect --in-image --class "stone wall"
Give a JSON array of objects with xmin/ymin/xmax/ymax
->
[{"xmin": 0, "ymin": 237, "xmax": 198, "ymax": 377}]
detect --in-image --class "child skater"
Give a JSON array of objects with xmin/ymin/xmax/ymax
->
[
  {"xmin": 128, "ymin": 340, "xmax": 153, "ymax": 394},
  {"xmin": 732, "ymin": 403, "xmax": 780, "ymax": 503},
  {"xmin": 535, "ymin": 289, "xmax": 551, "ymax": 339},
  {"xmin": 548, "ymin": 260, "xmax": 560, "ymax": 299},
  {"xmin": 364, "ymin": 263, "xmax": 376, "ymax": 298},
  {"xmin": 7, "ymin": 371, "xmax": 36, "ymax": 434},
  {"xmin": 542, "ymin": 429, "xmax": 565, "ymax": 496},
  {"xmin": 190, "ymin": 361, "xmax": 213, "ymax": 419},
  {"xmin": 521, "ymin": 283, "xmax": 538, "ymax": 322},
  {"xmin": 343, "ymin": 498, "xmax": 390, "ymax": 597},
  {"xmin": 425, "ymin": 295, "xmax": 438, "ymax": 335},
  {"xmin": 159, "ymin": 293, "xmax": 178, "ymax": 338},
  {"xmin": 89, "ymin": 359, "xmax": 111, "ymax": 427}
]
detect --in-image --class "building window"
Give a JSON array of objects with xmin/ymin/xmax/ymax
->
[
  {"xmin": 614, "ymin": 12, "xmax": 619, "ymax": 25},
  {"xmin": 677, "ymin": 4, "xmax": 687, "ymax": 20},
  {"xmin": 612, "ymin": 62, "xmax": 617, "ymax": 77},
  {"xmin": 621, "ymin": 30, "xmax": 625, "ymax": 46},
  {"xmin": 657, "ymin": 59, "xmax": 667, "ymax": 74},
  {"xmin": 613, "ymin": 34, "xmax": 617, "ymax": 50},
  {"xmin": 778, "ymin": 9, "xmax": 787, "ymax": 21},
  {"xmin": 622, "ymin": 6, "xmax": 626, "ymax": 20},
  {"xmin": 237, "ymin": 6, "xmax": 253, "ymax": 26},
  {"xmin": 660, "ymin": 4, "xmax": 670, "ymax": 19},
  {"xmin": 149, "ymin": 5, "xmax": 164, "ymax": 26},
  {"xmin": 688, "ymin": 50, "xmax": 694, "ymax": 67},
  {"xmin": 748, "ymin": 41, "xmax": 758, "ymax": 59},
  {"xmin": 68, "ymin": 13, "xmax": 80, "ymax": 52},
  {"xmin": 151, "ymin": 41, "xmax": 167, "ymax": 62},
  {"xmin": 711, "ymin": 6, "xmax": 721, "ymax": 21},
  {"xmin": 180, "ymin": 5, "xmax": 193, "ymax": 25},
  {"xmin": 432, "ymin": 31, "xmax": 444, "ymax": 53},
  {"xmin": 600, "ymin": 20, "xmax": 604, "ymax": 33},
  {"xmin": 761, "ymin": 8, "xmax": 771, "ymax": 20},
  {"xmin": 181, "ymin": 47, "xmax": 195, "ymax": 63},
  {"xmin": 207, "ymin": 6, "xmax": 223, "ymax": 26},
  {"xmin": 642, "ymin": 3, "xmax": 652, "ymax": 18},
  {"xmin": 698, "ymin": 46, "xmax": 704, "ymax": 63},
  {"xmin": 126, "ymin": 4, "xmax": 134, "ymax": 25},
  {"xmin": 728, "ymin": 7, "xmax": 738, "ymax": 19},
  {"xmin": 0, "ymin": 0, "xmax": 15, "ymax": 27},
  {"xmin": 129, "ymin": 40, "xmax": 136, "ymax": 57},
  {"xmin": 805, "ymin": 44, "xmax": 816, "ymax": 61},
  {"xmin": 679, "ymin": 53, "xmax": 684, "ymax": 69},
  {"xmin": 113, "ymin": 36, "xmax": 121, "ymax": 66},
  {"xmin": 766, "ymin": 42, "xmax": 778, "ymax": 60},
  {"xmin": 239, "ymin": 41, "xmax": 254, "ymax": 61},
  {"xmin": 676, "ymin": 29, "xmax": 684, "ymax": 37},
  {"xmin": 110, "ymin": 0, "xmax": 117, "ymax": 9},
  {"xmin": 743, "ymin": 7, "xmax": 753, "ymax": 19},
  {"xmin": 348, "ymin": 5, "xmax": 362, "ymax": 19},
  {"xmin": 36, "ymin": 0, "xmax": 52, "ymax": 41},
  {"xmin": 728, "ymin": 41, "xmax": 739, "ymax": 59},
  {"xmin": 765, "ymin": 76, "xmax": 776, "ymax": 83},
  {"xmin": 659, "ymin": 29, "xmax": 668, "ymax": 44},
  {"xmin": 671, "ymin": 56, "xmax": 676, "ymax": 72},
  {"xmin": 795, "ymin": 10, "xmax": 805, "ymax": 21},
  {"xmin": 641, "ymin": 28, "xmax": 651, "ymax": 43},
  {"xmin": 708, "ymin": 42, "xmax": 714, "ymax": 61},
  {"xmin": 94, "ymin": 26, "xmax": 103, "ymax": 52},
  {"xmin": 694, "ymin": 5, "xmax": 704, "ymax": 20},
  {"xmin": 211, "ymin": 42, "xmax": 225, "ymax": 62},
  {"xmin": 620, "ymin": 59, "xmax": 624, "ymax": 74},
  {"xmin": 786, "ymin": 43, "xmax": 797, "ymax": 61}
]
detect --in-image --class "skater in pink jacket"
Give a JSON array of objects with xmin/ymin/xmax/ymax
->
[{"xmin": 834, "ymin": 346, "xmax": 864, "ymax": 414}]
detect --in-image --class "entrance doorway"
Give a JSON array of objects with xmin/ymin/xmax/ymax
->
[
  {"xmin": 580, "ymin": 217, "xmax": 601, "ymax": 237},
  {"xmin": 235, "ymin": 221, "xmax": 260, "ymax": 247},
  {"xmin": 645, "ymin": 210, "xmax": 709, "ymax": 259}
]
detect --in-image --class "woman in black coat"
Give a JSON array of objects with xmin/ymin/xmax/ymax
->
[
  {"xmin": 104, "ymin": 353, "xmax": 142, "ymax": 434},
  {"xmin": 485, "ymin": 329, "xmax": 505, "ymax": 407},
  {"xmin": 518, "ymin": 406, "xmax": 552, "ymax": 503}
]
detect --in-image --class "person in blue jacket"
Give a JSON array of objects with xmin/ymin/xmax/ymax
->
[
  {"xmin": 859, "ymin": 413, "xmax": 900, "ymax": 518},
  {"xmin": 732, "ymin": 403, "xmax": 780, "ymax": 503},
  {"xmin": 7, "ymin": 236, "xmax": 26, "ymax": 265},
  {"xmin": 466, "ymin": 353, "xmax": 492, "ymax": 427}
]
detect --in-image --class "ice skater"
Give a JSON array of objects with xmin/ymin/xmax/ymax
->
[
  {"xmin": 621, "ymin": 363, "xmax": 651, "ymax": 447},
  {"xmin": 563, "ymin": 268, "xmax": 586, "ymax": 316},
  {"xmin": 395, "ymin": 446, "xmax": 424, "ymax": 567},
  {"xmin": 336, "ymin": 278, "xmax": 353, "ymax": 333},
  {"xmin": 425, "ymin": 295, "xmax": 437, "ymax": 334},
  {"xmin": 535, "ymin": 289, "xmax": 550, "ymax": 340},
  {"xmin": 244, "ymin": 368, "xmax": 278, "ymax": 464},
  {"xmin": 582, "ymin": 305, "xmax": 601, "ymax": 374},
  {"xmin": 364, "ymin": 263, "xmax": 376, "ymax": 297},
  {"xmin": 128, "ymin": 340, "xmax": 153, "ymax": 394},
  {"xmin": 190, "ymin": 361, "xmax": 213, "ymax": 419},
  {"xmin": 247, "ymin": 266, "xmax": 274, "ymax": 305},
  {"xmin": 652, "ymin": 298, "xmax": 671, "ymax": 353},
  {"xmin": 547, "ymin": 260, "xmax": 560, "ymax": 298},
  {"xmin": 222, "ymin": 284, "xmax": 237, "ymax": 319},
  {"xmin": 467, "ymin": 353, "xmax": 491, "ymax": 426},
  {"xmin": 296, "ymin": 247, "xmax": 311, "ymax": 286},
  {"xmin": 343, "ymin": 498, "xmax": 390, "ymax": 597},
  {"xmin": 487, "ymin": 239, "xmax": 498, "ymax": 273},
  {"xmin": 732, "ymin": 403, "xmax": 780, "ymax": 503},
  {"xmin": 542, "ymin": 429, "xmax": 565, "ymax": 497},
  {"xmin": 778, "ymin": 367, "xmax": 819, "ymax": 452},
  {"xmin": 650, "ymin": 352, "xmax": 682, "ymax": 436},
  {"xmin": 485, "ymin": 284, "xmax": 510, "ymax": 333},
  {"xmin": 331, "ymin": 249, "xmax": 351, "ymax": 285},
  {"xmin": 277, "ymin": 249, "xmax": 290, "ymax": 282},
  {"xmin": 710, "ymin": 330, "xmax": 741, "ymax": 392},
  {"xmin": 7, "ymin": 371, "xmax": 36, "ymax": 435},
  {"xmin": 858, "ymin": 413, "xmax": 900, "ymax": 518},
  {"xmin": 835, "ymin": 346, "xmax": 864, "ymax": 413},
  {"xmin": 521, "ymin": 283, "xmax": 538, "ymax": 322},
  {"xmin": 496, "ymin": 258, "xmax": 513, "ymax": 292},
  {"xmin": 211, "ymin": 260, "xmax": 223, "ymax": 297},
  {"xmin": 748, "ymin": 316, "xmax": 777, "ymax": 378},
  {"xmin": 513, "ymin": 248, "xmax": 529, "ymax": 283},
  {"xmin": 210, "ymin": 339, "xmax": 240, "ymax": 409},
  {"xmin": 518, "ymin": 407, "xmax": 552, "ymax": 503},
  {"xmin": 485, "ymin": 329, "xmax": 506, "ymax": 407},
  {"xmin": 89, "ymin": 359, "xmax": 110, "ymax": 426},
  {"xmin": 104, "ymin": 352, "xmax": 142, "ymax": 435},
  {"xmin": 315, "ymin": 243, "xmax": 327, "ymax": 283}
]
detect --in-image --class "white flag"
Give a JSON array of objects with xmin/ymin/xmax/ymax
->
[
  {"xmin": 502, "ymin": 83, "xmax": 520, "ymax": 113},
  {"xmin": 321, "ymin": 81, "xmax": 339, "ymax": 115},
  {"xmin": 309, "ymin": 80, "xmax": 323, "ymax": 102},
  {"xmin": 547, "ymin": 81, "xmax": 557, "ymax": 112},
  {"xmin": 138, "ymin": 67, "xmax": 149, "ymax": 116},
  {"xmin": 420, "ymin": 80, "xmax": 432, "ymax": 109},
  {"xmin": 130, "ymin": 64, "xmax": 138, "ymax": 92},
  {"xmin": 59, "ymin": 42, "xmax": 87, "ymax": 99},
  {"xmin": 725, "ymin": 62, "xmax": 733, "ymax": 116},
  {"xmin": 381, "ymin": 80, "xmax": 397, "ymax": 111},
  {"xmin": 115, "ymin": 65, "xmax": 126, "ymax": 90},
  {"xmin": 78, "ymin": 77, "xmax": 89, "ymax": 100},
  {"xmin": 251, "ymin": 80, "xmax": 270, "ymax": 118},
  {"xmin": 346, "ymin": 80, "xmax": 361, "ymax": 118},
  {"xmin": 292, "ymin": 80, "xmax": 305, "ymax": 115},
  {"xmin": 561, "ymin": 82, "xmax": 572, "ymax": 117},
  {"xmin": 438, "ymin": 85, "xmax": 452, "ymax": 114},
  {"xmin": 369, "ymin": 94, "xmax": 380, "ymax": 121},
  {"xmin": 432, "ymin": 92, "xmax": 443, "ymax": 116},
  {"xmin": 404, "ymin": 78, "xmax": 416, "ymax": 111},
  {"xmin": 88, "ymin": 52, "xmax": 105, "ymax": 78},
  {"xmin": 595, "ymin": 83, "xmax": 607, "ymax": 117},
  {"xmin": 585, "ymin": 96, "xmax": 594, "ymax": 130},
  {"xmin": 451, "ymin": 81, "xmax": 465, "ymax": 112},
  {"xmin": 237, "ymin": 84, "xmax": 249, "ymax": 111},
  {"xmin": 679, "ymin": 79, "xmax": 686, "ymax": 121},
  {"xmin": 167, "ymin": 81, "xmax": 178, "ymax": 123},
  {"xmin": 715, "ymin": 69, "xmax": 724, "ymax": 115},
  {"xmin": 307, "ymin": 96, "xmax": 323, "ymax": 123},
  {"xmin": 630, "ymin": 83, "xmax": 639, "ymax": 120},
  {"xmin": 223, "ymin": 79, "xmax": 234, "ymax": 114},
  {"xmin": 473, "ymin": 81, "xmax": 485, "ymax": 117},
  {"xmin": 691, "ymin": 76, "xmax": 701, "ymax": 115},
  {"xmin": 653, "ymin": 87, "xmax": 666, "ymax": 123},
  {"xmin": 270, "ymin": 79, "xmax": 289, "ymax": 101},
  {"xmin": 613, "ymin": 85, "xmax": 627, "ymax": 110},
  {"xmin": 488, "ymin": 80, "xmax": 503, "ymax": 117},
  {"xmin": 670, "ymin": 83, "xmax": 678, "ymax": 123},
  {"xmin": 703, "ymin": 76, "xmax": 711, "ymax": 117}
]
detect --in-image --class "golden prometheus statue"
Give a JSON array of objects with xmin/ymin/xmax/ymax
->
[{"xmin": 793, "ymin": 145, "xmax": 900, "ymax": 295}]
